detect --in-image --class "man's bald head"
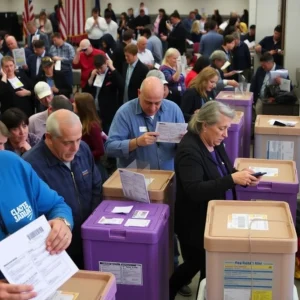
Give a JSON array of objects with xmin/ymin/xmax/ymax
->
[
  {"xmin": 138, "ymin": 77, "xmax": 164, "ymax": 116},
  {"xmin": 5, "ymin": 36, "xmax": 18, "ymax": 50},
  {"xmin": 137, "ymin": 36, "xmax": 148, "ymax": 52},
  {"xmin": 79, "ymin": 39, "xmax": 93, "ymax": 55},
  {"xmin": 45, "ymin": 110, "xmax": 82, "ymax": 162}
]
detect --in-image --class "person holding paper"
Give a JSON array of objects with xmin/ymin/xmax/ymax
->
[
  {"xmin": 250, "ymin": 52, "xmax": 286, "ymax": 114},
  {"xmin": 255, "ymin": 25, "xmax": 283, "ymax": 66},
  {"xmin": 105, "ymin": 76, "xmax": 185, "ymax": 170},
  {"xmin": 50, "ymin": 32, "xmax": 75, "ymax": 87},
  {"xmin": 87, "ymin": 54, "xmax": 123, "ymax": 133},
  {"xmin": 37, "ymin": 57, "xmax": 72, "ymax": 99},
  {"xmin": 181, "ymin": 67, "xmax": 218, "ymax": 122},
  {"xmin": 0, "ymin": 150, "xmax": 73, "ymax": 299},
  {"xmin": 26, "ymin": 20, "xmax": 50, "ymax": 53},
  {"xmin": 209, "ymin": 50, "xmax": 239, "ymax": 92},
  {"xmin": 160, "ymin": 48, "xmax": 186, "ymax": 106},
  {"xmin": 137, "ymin": 36, "xmax": 154, "ymax": 69},
  {"xmin": 0, "ymin": 56, "xmax": 34, "ymax": 117},
  {"xmin": 169, "ymin": 101, "xmax": 261, "ymax": 299},
  {"xmin": 219, "ymin": 35, "xmax": 236, "ymax": 78},
  {"xmin": 23, "ymin": 110, "xmax": 102, "ymax": 269}
]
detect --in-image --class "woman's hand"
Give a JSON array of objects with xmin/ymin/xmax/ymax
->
[
  {"xmin": 231, "ymin": 170, "xmax": 258, "ymax": 186},
  {"xmin": 0, "ymin": 281, "xmax": 36, "ymax": 300}
]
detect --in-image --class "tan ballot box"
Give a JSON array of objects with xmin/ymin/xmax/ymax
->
[
  {"xmin": 103, "ymin": 168, "xmax": 175, "ymax": 276},
  {"xmin": 57, "ymin": 271, "xmax": 116, "ymax": 300},
  {"xmin": 205, "ymin": 200, "xmax": 297, "ymax": 300},
  {"xmin": 254, "ymin": 115, "xmax": 300, "ymax": 176}
]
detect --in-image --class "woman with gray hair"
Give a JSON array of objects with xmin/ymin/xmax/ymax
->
[
  {"xmin": 210, "ymin": 50, "xmax": 239, "ymax": 92},
  {"xmin": 169, "ymin": 101, "xmax": 261, "ymax": 299}
]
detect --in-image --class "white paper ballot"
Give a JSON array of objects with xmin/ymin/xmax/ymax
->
[
  {"xmin": 119, "ymin": 169, "xmax": 150, "ymax": 203},
  {"xmin": 221, "ymin": 61, "xmax": 231, "ymax": 71},
  {"xmin": 270, "ymin": 69, "xmax": 289, "ymax": 83},
  {"xmin": 7, "ymin": 76, "xmax": 24, "ymax": 89},
  {"xmin": 12, "ymin": 48, "xmax": 27, "ymax": 67},
  {"xmin": 55, "ymin": 60, "xmax": 61, "ymax": 71},
  {"xmin": 98, "ymin": 216, "xmax": 124, "ymax": 225},
  {"xmin": 154, "ymin": 63, "xmax": 161, "ymax": 69},
  {"xmin": 155, "ymin": 122, "xmax": 187, "ymax": 143},
  {"xmin": 268, "ymin": 119, "xmax": 297, "ymax": 127},
  {"xmin": 219, "ymin": 21, "xmax": 228, "ymax": 31},
  {"xmin": 32, "ymin": 34, "xmax": 40, "ymax": 42},
  {"xmin": 0, "ymin": 215, "xmax": 78, "ymax": 300},
  {"xmin": 280, "ymin": 78, "xmax": 291, "ymax": 92},
  {"xmin": 112, "ymin": 206, "xmax": 133, "ymax": 214},
  {"xmin": 93, "ymin": 74, "xmax": 105, "ymax": 88},
  {"xmin": 186, "ymin": 39, "xmax": 194, "ymax": 45},
  {"xmin": 234, "ymin": 70, "xmax": 243, "ymax": 74},
  {"xmin": 124, "ymin": 219, "xmax": 150, "ymax": 227},
  {"xmin": 244, "ymin": 39, "xmax": 256, "ymax": 49}
]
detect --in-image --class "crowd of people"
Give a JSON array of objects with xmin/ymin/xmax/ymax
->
[{"xmin": 0, "ymin": 2, "xmax": 288, "ymax": 299}]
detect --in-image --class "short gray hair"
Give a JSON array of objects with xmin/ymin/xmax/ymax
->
[
  {"xmin": 209, "ymin": 50, "xmax": 227, "ymax": 62},
  {"xmin": 46, "ymin": 110, "xmax": 81, "ymax": 138},
  {"xmin": 189, "ymin": 101, "xmax": 235, "ymax": 134},
  {"xmin": 232, "ymin": 31, "xmax": 240, "ymax": 40},
  {"xmin": 0, "ymin": 121, "xmax": 9, "ymax": 137}
]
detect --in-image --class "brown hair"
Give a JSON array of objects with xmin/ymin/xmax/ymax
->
[
  {"xmin": 1, "ymin": 56, "xmax": 14, "ymax": 67},
  {"xmin": 124, "ymin": 43, "xmax": 138, "ymax": 55},
  {"xmin": 74, "ymin": 93, "xmax": 101, "ymax": 135},
  {"xmin": 189, "ymin": 67, "xmax": 218, "ymax": 98}
]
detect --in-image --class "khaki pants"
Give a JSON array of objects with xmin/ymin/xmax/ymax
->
[{"xmin": 255, "ymin": 98, "xmax": 264, "ymax": 116}]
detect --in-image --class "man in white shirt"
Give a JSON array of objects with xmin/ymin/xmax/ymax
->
[
  {"xmin": 134, "ymin": 2, "xmax": 149, "ymax": 17},
  {"xmin": 85, "ymin": 7, "xmax": 108, "ymax": 49},
  {"xmin": 137, "ymin": 36, "xmax": 154, "ymax": 69},
  {"xmin": 104, "ymin": 11, "xmax": 118, "ymax": 41}
]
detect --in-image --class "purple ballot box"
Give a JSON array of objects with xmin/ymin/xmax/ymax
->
[
  {"xmin": 81, "ymin": 200, "xmax": 169, "ymax": 300},
  {"xmin": 234, "ymin": 158, "xmax": 299, "ymax": 224},
  {"xmin": 216, "ymin": 91, "xmax": 253, "ymax": 157},
  {"xmin": 223, "ymin": 111, "xmax": 244, "ymax": 164}
]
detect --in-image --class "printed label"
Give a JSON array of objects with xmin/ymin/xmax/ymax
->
[
  {"xmin": 99, "ymin": 261, "xmax": 143, "ymax": 285},
  {"xmin": 224, "ymin": 261, "xmax": 273, "ymax": 294},
  {"xmin": 132, "ymin": 210, "xmax": 149, "ymax": 219},
  {"xmin": 228, "ymin": 214, "xmax": 268, "ymax": 230},
  {"xmin": 267, "ymin": 140, "xmax": 294, "ymax": 160},
  {"xmin": 249, "ymin": 167, "xmax": 279, "ymax": 177}
]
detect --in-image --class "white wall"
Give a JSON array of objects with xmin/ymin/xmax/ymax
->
[
  {"xmin": 285, "ymin": 0, "xmax": 300, "ymax": 84},
  {"xmin": 0, "ymin": 0, "xmax": 248, "ymax": 16}
]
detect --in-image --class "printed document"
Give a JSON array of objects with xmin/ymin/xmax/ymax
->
[
  {"xmin": 155, "ymin": 122, "xmax": 187, "ymax": 143},
  {"xmin": 12, "ymin": 48, "xmax": 27, "ymax": 67},
  {"xmin": 0, "ymin": 215, "xmax": 78, "ymax": 300}
]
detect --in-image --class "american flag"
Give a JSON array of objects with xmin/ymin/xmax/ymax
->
[
  {"xmin": 58, "ymin": 0, "xmax": 86, "ymax": 42},
  {"xmin": 22, "ymin": 0, "xmax": 34, "ymax": 36},
  {"xmin": 58, "ymin": 0, "xmax": 67, "ymax": 40}
]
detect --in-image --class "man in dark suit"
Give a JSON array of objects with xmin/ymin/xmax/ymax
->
[
  {"xmin": 27, "ymin": 40, "xmax": 50, "ymax": 81},
  {"xmin": 26, "ymin": 20, "xmax": 50, "ymax": 52},
  {"xmin": 122, "ymin": 43, "xmax": 148, "ymax": 104},
  {"xmin": 160, "ymin": 10, "xmax": 186, "ymax": 55},
  {"xmin": 86, "ymin": 54, "xmax": 124, "ymax": 133},
  {"xmin": 250, "ymin": 53, "xmax": 284, "ymax": 115},
  {"xmin": 133, "ymin": 8, "xmax": 151, "ymax": 38}
]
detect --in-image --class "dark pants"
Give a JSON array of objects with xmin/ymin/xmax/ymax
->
[
  {"xmin": 169, "ymin": 239, "xmax": 206, "ymax": 300},
  {"xmin": 89, "ymin": 38, "xmax": 101, "ymax": 49}
]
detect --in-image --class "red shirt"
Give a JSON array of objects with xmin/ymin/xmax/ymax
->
[
  {"xmin": 81, "ymin": 122, "xmax": 104, "ymax": 160},
  {"xmin": 73, "ymin": 48, "xmax": 105, "ymax": 88},
  {"xmin": 184, "ymin": 70, "xmax": 197, "ymax": 88}
]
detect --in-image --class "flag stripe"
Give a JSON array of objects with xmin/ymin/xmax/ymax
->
[{"xmin": 23, "ymin": 0, "xmax": 34, "ymax": 36}]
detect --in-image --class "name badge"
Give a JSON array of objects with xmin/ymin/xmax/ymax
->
[
  {"xmin": 178, "ymin": 85, "xmax": 182, "ymax": 92},
  {"xmin": 139, "ymin": 126, "xmax": 147, "ymax": 133}
]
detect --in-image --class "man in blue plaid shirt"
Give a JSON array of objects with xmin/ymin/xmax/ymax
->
[{"xmin": 49, "ymin": 32, "xmax": 75, "ymax": 86}]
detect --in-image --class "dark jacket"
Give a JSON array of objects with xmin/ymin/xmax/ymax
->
[
  {"xmin": 27, "ymin": 51, "xmax": 51, "ymax": 80},
  {"xmin": 175, "ymin": 131, "xmax": 236, "ymax": 247},
  {"xmin": 36, "ymin": 70, "xmax": 72, "ymax": 98},
  {"xmin": 121, "ymin": 59, "xmax": 148, "ymax": 103},
  {"xmin": 158, "ymin": 15, "xmax": 169, "ymax": 36},
  {"xmin": 250, "ymin": 63, "xmax": 283, "ymax": 103},
  {"xmin": 23, "ymin": 139, "xmax": 102, "ymax": 268},
  {"xmin": 180, "ymin": 88, "xmax": 214, "ymax": 122},
  {"xmin": 232, "ymin": 41, "xmax": 251, "ymax": 71},
  {"xmin": 134, "ymin": 15, "xmax": 151, "ymax": 36},
  {"xmin": 167, "ymin": 21, "xmax": 187, "ymax": 55},
  {"xmin": 0, "ymin": 71, "xmax": 34, "ymax": 117},
  {"xmin": 27, "ymin": 30, "xmax": 50, "ymax": 52},
  {"xmin": 86, "ymin": 68, "xmax": 124, "ymax": 132},
  {"xmin": 99, "ymin": 34, "xmax": 116, "ymax": 59},
  {"xmin": 113, "ymin": 41, "xmax": 126, "ymax": 74},
  {"xmin": 104, "ymin": 8, "xmax": 117, "ymax": 22}
]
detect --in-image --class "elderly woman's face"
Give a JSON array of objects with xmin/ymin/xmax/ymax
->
[
  {"xmin": 203, "ymin": 114, "xmax": 232, "ymax": 147},
  {"xmin": 167, "ymin": 54, "xmax": 179, "ymax": 68}
]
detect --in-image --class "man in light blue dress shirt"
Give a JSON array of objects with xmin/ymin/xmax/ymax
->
[{"xmin": 105, "ymin": 76, "xmax": 185, "ymax": 171}]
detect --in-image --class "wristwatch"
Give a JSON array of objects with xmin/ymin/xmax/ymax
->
[{"xmin": 56, "ymin": 218, "xmax": 72, "ymax": 231}]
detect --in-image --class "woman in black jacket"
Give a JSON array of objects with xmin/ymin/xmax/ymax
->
[
  {"xmin": 36, "ymin": 56, "xmax": 72, "ymax": 99},
  {"xmin": 100, "ymin": 33, "xmax": 117, "ymax": 59},
  {"xmin": 169, "ymin": 101, "xmax": 261, "ymax": 300},
  {"xmin": 0, "ymin": 56, "xmax": 34, "ymax": 117},
  {"xmin": 181, "ymin": 67, "xmax": 218, "ymax": 122}
]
